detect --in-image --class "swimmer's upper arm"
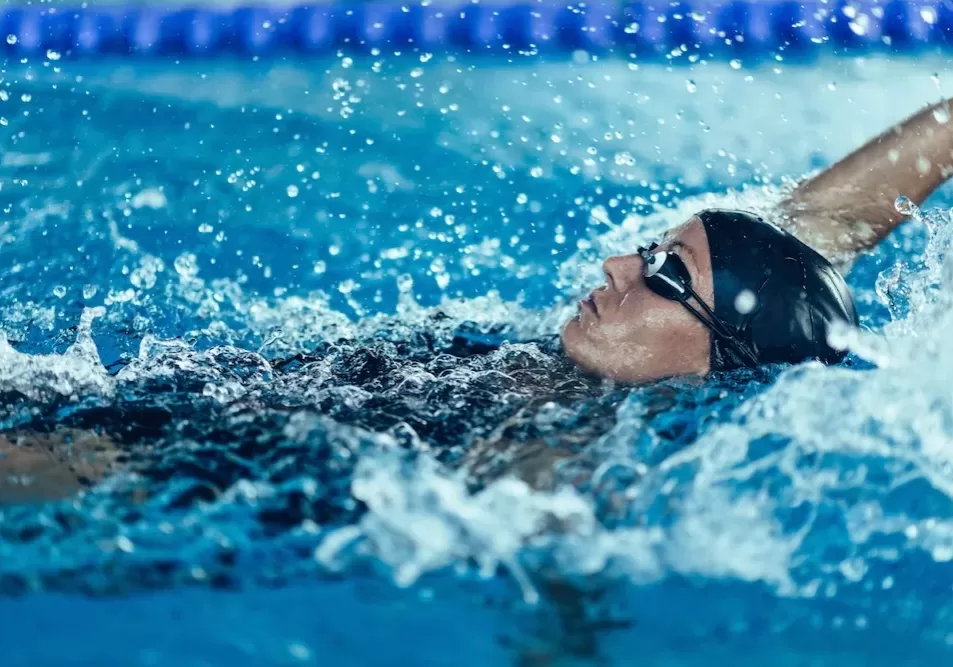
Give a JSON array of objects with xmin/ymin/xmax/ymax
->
[{"xmin": 779, "ymin": 97, "xmax": 953, "ymax": 262}]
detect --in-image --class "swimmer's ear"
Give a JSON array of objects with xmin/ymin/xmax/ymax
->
[{"xmin": 781, "ymin": 97, "xmax": 953, "ymax": 262}]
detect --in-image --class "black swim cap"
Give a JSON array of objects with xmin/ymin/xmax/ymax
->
[{"xmin": 697, "ymin": 209, "xmax": 858, "ymax": 372}]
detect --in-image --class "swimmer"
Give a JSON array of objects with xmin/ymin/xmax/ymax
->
[
  {"xmin": 0, "ymin": 429, "xmax": 121, "ymax": 504},
  {"xmin": 562, "ymin": 97, "xmax": 953, "ymax": 384}
]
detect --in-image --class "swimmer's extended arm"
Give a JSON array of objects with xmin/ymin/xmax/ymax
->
[{"xmin": 782, "ymin": 97, "xmax": 953, "ymax": 260}]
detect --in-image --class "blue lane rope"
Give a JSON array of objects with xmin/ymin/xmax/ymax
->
[{"xmin": 0, "ymin": 1, "xmax": 949, "ymax": 58}]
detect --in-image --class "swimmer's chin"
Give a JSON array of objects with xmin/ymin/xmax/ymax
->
[{"xmin": 560, "ymin": 320, "xmax": 625, "ymax": 382}]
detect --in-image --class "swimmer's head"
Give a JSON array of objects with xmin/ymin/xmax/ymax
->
[{"xmin": 560, "ymin": 209, "xmax": 858, "ymax": 383}]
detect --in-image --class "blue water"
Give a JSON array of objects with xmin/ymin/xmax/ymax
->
[{"xmin": 3, "ymin": 52, "xmax": 953, "ymax": 665}]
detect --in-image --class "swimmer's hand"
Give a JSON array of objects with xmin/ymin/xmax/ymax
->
[{"xmin": 781, "ymin": 97, "xmax": 953, "ymax": 261}]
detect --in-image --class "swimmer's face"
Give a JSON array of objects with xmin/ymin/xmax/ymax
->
[{"xmin": 561, "ymin": 217, "xmax": 713, "ymax": 384}]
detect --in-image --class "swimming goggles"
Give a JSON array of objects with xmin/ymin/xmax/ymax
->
[{"xmin": 637, "ymin": 242, "xmax": 760, "ymax": 368}]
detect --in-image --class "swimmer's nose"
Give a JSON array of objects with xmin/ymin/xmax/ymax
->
[{"xmin": 602, "ymin": 253, "xmax": 644, "ymax": 293}]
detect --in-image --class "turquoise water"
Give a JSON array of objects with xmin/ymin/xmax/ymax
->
[{"xmin": 2, "ymin": 52, "xmax": 953, "ymax": 664}]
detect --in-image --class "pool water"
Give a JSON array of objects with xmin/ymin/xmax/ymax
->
[{"xmin": 2, "ymin": 51, "xmax": 953, "ymax": 665}]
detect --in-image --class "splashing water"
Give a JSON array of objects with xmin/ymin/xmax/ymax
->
[
  {"xmin": 0, "ymin": 307, "xmax": 112, "ymax": 401},
  {"xmin": 3, "ymin": 55, "xmax": 953, "ymax": 664}
]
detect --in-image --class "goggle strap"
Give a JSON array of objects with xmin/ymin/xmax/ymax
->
[
  {"xmin": 683, "ymin": 284, "xmax": 732, "ymax": 339},
  {"xmin": 675, "ymin": 291, "xmax": 760, "ymax": 368}
]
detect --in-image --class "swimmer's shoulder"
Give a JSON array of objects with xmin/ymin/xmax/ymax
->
[{"xmin": 0, "ymin": 429, "xmax": 121, "ymax": 504}]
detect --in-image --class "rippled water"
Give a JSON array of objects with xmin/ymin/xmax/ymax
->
[{"xmin": 3, "ymin": 53, "xmax": 953, "ymax": 665}]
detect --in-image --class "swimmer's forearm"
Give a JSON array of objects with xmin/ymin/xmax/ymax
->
[{"xmin": 785, "ymin": 98, "xmax": 953, "ymax": 255}]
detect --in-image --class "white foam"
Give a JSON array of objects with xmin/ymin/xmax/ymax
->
[{"xmin": 0, "ymin": 307, "xmax": 113, "ymax": 401}]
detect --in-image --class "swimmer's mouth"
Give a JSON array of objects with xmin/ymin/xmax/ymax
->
[{"xmin": 580, "ymin": 294, "xmax": 598, "ymax": 316}]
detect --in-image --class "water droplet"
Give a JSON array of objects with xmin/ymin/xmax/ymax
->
[
  {"xmin": 53, "ymin": 285, "xmax": 66, "ymax": 298},
  {"xmin": 685, "ymin": 79, "xmax": 697, "ymax": 93},
  {"xmin": 287, "ymin": 184, "xmax": 299, "ymax": 198},
  {"xmin": 82, "ymin": 284, "xmax": 98, "ymax": 300},
  {"xmin": 313, "ymin": 260, "xmax": 326, "ymax": 275},
  {"xmin": 729, "ymin": 59, "xmax": 742, "ymax": 70},
  {"xmin": 174, "ymin": 253, "xmax": 199, "ymax": 279},
  {"xmin": 827, "ymin": 82, "xmax": 837, "ymax": 91},
  {"xmin": 130, "ymin": 256, "xmax": 163, "ymax": 290},
  {"xmin": 848, "ymin": 14, "xmax": 870, "ymax": 36},
  {"xmin": 933, "ymin": 73, "xmax": 942, "ymax": 90},
  {"xmin": 516, "ymin": 193, "xmax": 528, "ymax": 205},
  {"xmin": 288, "ymin": 643, "xmax": 311, "ymax": 661},
  {"xmin": 734, "ymin": 289, "xmax": 757, "ymax": 315},
  {"xmin": 198, "ymin": 223, "xmax": 213, "ymax": 233},
  {"xmin": 895, "ymin": 195, "xmax": 918, "ymax": 216},
  {"xmin": 529, "ymin": 166, "xmax": 543, "ymax": 178},
  {"xmin": 917, "ymin": 156, "xmax": 932, "ymax": 175},
  {"xmin": 6, "ymin": 34, "xmax": 17, "ymax": 45},
  {"xmin": 933, "ymin": 545, "xmax": 953, "ymax": 562},
  {"xmin": 614, "ymin": 152, "xmax": 636, "ymax": 166},
  {"xmin": 255, "ymin": 328, "xmax": 283, "ymax": 354},
  {"xmin": 934, "ymin": 106, "xmax": 950, "ymax": 124}
]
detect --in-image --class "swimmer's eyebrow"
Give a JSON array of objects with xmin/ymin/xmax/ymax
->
[
  {"xmin": 667, "ymin": 238, "xmax": 697, "ymax": 264},
  {"xmin": 666, "ymin": 238, "xmax": 700, "ymax": 279}
]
